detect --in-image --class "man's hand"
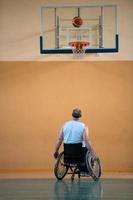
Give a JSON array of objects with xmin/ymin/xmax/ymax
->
[{"xmin": 53, "ymin": 151, "xmax": 59, "ymax": 159}]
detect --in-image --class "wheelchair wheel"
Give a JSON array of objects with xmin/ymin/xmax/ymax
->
[
  {"xmin": 86, "ymin": 151, "xmax": 102, "ymax": 181},
  {"xmin": 54, "ymin": 151, "xmax": 68, "ymax": 180}
]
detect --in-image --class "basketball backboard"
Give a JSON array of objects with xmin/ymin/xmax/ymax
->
[{"xmin": 40, "ymin": 4, "xmax": 119, "ymax": 54}]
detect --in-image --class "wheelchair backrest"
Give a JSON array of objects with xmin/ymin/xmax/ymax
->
[{"xmin": 64, "ymin": 143, "xmax": 83, "ymax": 163}]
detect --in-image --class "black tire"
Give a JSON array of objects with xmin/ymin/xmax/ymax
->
[
  {"xmin": 54, "ymin": 151, "xmax": 68, "ymax": 180},
  {"xmin": 86, "ymin": 151, "xmax": 102, "ymax": 181}
]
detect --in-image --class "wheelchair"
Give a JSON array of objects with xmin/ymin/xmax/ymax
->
[{"xmin": 54, "ymin": 143, "xmax": 102, "ymax": 181}]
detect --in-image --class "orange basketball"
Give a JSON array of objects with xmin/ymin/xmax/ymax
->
[{"xmin": 72, "ymin": 16, "xmax": 83, "ymax": 28}]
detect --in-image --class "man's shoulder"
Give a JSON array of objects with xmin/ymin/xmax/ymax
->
[
  {"xmin": 63, "ymin": 120, "xmax": 73, "ymax": 126},
  {"xmin": 79, "ymin": 121, "xmax": 86, "ymax": 127},
  {"xmin": 64, "ymin": 120, "xmax": 86, "ymax": 127}
]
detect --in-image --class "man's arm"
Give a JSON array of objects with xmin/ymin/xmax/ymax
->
[
  {"xmin": 53, "ymin": 128, "xmax": 63, "ymax": 159},
  {"xmin": 83, "ymin": 126, "xmax": 97, "ymax": 159}
]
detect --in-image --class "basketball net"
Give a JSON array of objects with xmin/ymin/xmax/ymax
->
[{"xmin": 69, "ymin": 41, "xmax": 89, "ymax": 59}]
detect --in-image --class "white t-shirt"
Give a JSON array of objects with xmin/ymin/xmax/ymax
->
[{"xmin": 63, "ymin": 120, "xmax": 85, "ymax": 145}]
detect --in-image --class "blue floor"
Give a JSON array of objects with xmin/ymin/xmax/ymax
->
[{"xmin": 0, "ymin": 179, "xmax": 133, "ymax": 200}]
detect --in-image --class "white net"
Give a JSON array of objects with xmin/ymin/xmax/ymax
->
[{"xmin": 69, "ymin": 41, "xmax": 89, "ymax": 58}]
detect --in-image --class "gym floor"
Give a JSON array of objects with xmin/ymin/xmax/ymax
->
[
  {"xmin": 0, "ymin": 173, "xmax": 133, "ymax": 200},
  {"xmin": 0, "ymin": 175, "xmax": 133, "ymax": 200}
]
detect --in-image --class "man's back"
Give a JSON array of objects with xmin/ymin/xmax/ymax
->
[{"xmin": 63, "ymin": 120, "xmax": 85, "ymax": 144}]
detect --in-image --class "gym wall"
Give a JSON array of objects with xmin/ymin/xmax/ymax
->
[{"xmin": 0, "ymin": 0, "xmax": 133, "ymax": 173}]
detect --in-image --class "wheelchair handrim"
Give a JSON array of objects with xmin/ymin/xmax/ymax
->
[
  {"xmin": 54, "ymin": 152, "xmax": 68, "ymax": 180},
  {"xmin": 86, "ymin": 152, "xmax": 101, "ymax": 179}
]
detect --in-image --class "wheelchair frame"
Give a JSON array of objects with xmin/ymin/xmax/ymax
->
[{"xmin": 54, "ymin": 150, "xmax": 101, "ymax": 181}]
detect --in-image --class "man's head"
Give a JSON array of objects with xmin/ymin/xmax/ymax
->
[{"xmin": 72, "ymin": 108, "xmax": 82, "ymax": 119}]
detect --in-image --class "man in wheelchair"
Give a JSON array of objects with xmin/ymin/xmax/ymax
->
[{"xmin": 53, "ymin": 108, "xmax": 101, "ymax": 180}]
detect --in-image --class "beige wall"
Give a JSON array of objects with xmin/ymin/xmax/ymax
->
[
  {"xmin": 0, "ymin": 0, "xmax": 133, "ymax": 61},
  {"xmin": 0, "ymin": 0, "xmax": 133, "ymax": 174},
  {"xmin": 0, "ymin": 61, "xmax": 133, "ymax": 172}
]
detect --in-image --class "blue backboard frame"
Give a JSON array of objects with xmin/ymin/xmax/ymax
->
[{"xmin": 40, "ymin": 34, "xmax": 119, "ymax": 54}]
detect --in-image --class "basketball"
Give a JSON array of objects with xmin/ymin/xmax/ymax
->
[{"xmin": 72, "ymin": 16, "xmax": 83, "ymax": 28}]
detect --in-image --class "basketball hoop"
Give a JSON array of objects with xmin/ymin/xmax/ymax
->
[{"xmin": 69, "ymin": 41, "xmax": 89, "ymax": 58}]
